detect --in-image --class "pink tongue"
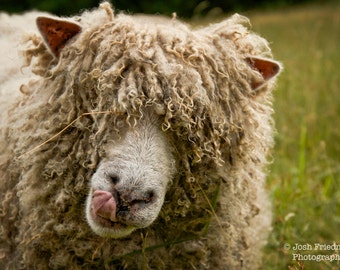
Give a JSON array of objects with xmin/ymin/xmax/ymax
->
[{"xmin": 92, "ymin": 190, "xmax": 117, "ymax": 222}]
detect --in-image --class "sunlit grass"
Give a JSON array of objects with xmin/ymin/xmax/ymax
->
[{"xmin": 246, "ymin": 2, "xmax": 340, "ymax": 269}]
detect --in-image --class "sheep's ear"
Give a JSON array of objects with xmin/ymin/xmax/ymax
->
[
  {"xmin": 245, "ymin": 57, "xmax": 281, "ymax": 91},
  {"xmin": 36, "ymin": 16, "xmax": 81, "ymax": 58}
]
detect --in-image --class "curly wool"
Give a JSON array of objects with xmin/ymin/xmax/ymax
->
[{"xmin": 1, "ymin": 3, "xmax": 277, "ymax": 269}]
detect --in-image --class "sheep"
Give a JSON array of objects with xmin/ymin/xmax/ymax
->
[{"xmin": 0, "ymin": 2, "xmax": 281, "ymax": 269}]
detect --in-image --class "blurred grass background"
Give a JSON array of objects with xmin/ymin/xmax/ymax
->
[{"xmin": 1, "ymin": 0, "xmax": 339, "ymax": 269}]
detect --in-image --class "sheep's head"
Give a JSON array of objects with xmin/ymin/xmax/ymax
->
[{"xmin": 34, "ymin": 11, "xmax": 281, "ymax": 238}]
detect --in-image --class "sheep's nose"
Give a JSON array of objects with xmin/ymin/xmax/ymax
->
[{"xmin": 107, "ymin": 174, "xmax": 120, "ymax": 185}]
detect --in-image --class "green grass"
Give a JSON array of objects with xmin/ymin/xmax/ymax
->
[{"xmin": 245, "ymin": 2, "xmax": 340, "ymax": 269}]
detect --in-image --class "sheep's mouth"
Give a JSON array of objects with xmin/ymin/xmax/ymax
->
[
  {"xmin": 88, "ymin": 191, "xmax": 127, "ymax": 229},
  {"xmin": 86, "ymin": 186, "xmax": 163, "ymax": 238},
  {"xmin": 88, "ymin": 204, "xmax": 137, "ymax": 238},
  {"xmin": 86, "ymin": 189, "xmax": 139, "ymax": 238},
  {"xmin": 92, "ymin": 214, "xmax": 123, "ymax": 228}
]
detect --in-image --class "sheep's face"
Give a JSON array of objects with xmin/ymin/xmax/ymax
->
[{"xmin": 86, "ymin": 116, "xmax": 175, "ymax": 238}]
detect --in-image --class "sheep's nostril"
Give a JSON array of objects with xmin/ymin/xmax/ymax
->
[
  {"xmin": 119, "ymin": 190, "xmax": 156, "ymax": 210},
  {"xmin": 132, "ymin": 191, "xmax": 155, "ymax": 207},
  {"xmin": 108, "ymin": 174, "xmax": 119, "ymax": 185},
  {"xmin": 146, "ymin": 191, "xmax": 155, "ymax": 203}
]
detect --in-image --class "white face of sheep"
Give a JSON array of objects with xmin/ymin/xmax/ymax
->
[{"xmin": 85, "ymin": 117, "xmax": 174, "ymax": 238}]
